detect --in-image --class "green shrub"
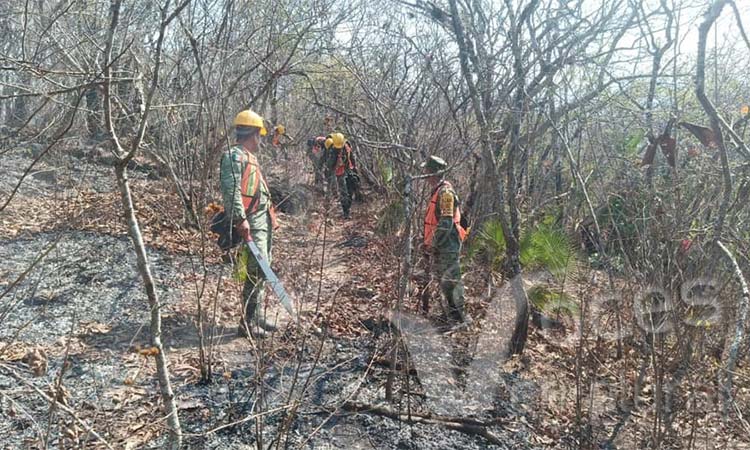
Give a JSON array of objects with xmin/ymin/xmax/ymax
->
[
  {"xmin": 468, "ymin": 219, "xmax": 506, "ymax": 272},
  {"xmin": 470, "ymin": 217, "xmax": 578, "ymax": 280},
  {"xmin": 527, "ymin": 285, "xmax": 579, "ymax": 318},
  {"xmin": 520, "ymin": 221, "xmax": 578, "ymax": 279}
]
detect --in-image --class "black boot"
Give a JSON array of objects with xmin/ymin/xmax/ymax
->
[
  {"xmin": 256, "ymin": 315, "xmax": 278, "ymax": 332},
  {"xmin": 237, "ymin": 320, "xmax": 268, "ymax": 338},
  {"xmin": 238, "ymin": 298, "xmax": 268, "ymax": 338}
]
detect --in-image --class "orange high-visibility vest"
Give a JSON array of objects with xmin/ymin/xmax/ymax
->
[
  {"xmin": 239, "ymin": 150, "xmax": 278, "ymax": 228},
  {"xmin": 424, "ymin": 181, "xmax": 467, "ymax": 247},
  {"xmin": 239, "ymin": 152, "xmax": 269, "ymax": 213}
]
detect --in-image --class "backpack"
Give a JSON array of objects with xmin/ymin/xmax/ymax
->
[{"xmin": 209, "ymin": 211, "xmax": 243, "ymax": 250}]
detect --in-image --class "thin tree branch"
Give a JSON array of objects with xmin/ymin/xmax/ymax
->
[{"xmin": 0, "ymin": 363, "xmax": 115, "ymax": 450}]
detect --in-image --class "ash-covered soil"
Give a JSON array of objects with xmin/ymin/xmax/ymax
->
[
  {"xmin": 0, "ymin": 231, "xmax": 183, "ymax": 346},
  {"xmin": 0, "ymin": 216, "xmax": 537, "ymax": 449},
  {"xmin": 0, "ymin": 230, "xmax": 538, "ymax": 449}
]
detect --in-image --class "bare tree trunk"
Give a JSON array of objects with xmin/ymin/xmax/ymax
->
[
  {"xmin": 640, "ymin": 0, "xmax": 674, "ymax": 185},
  {"xmin": 9, "ymin": 72, "xmax": 30, "ymax": 128},
  {"xmin": 503, "ymin": 0, "xmax": 540, "ymax": 355},
  {"xmin": 85, "ymin": 87, "xmax": 103, "ymax": 141},
  {"xmin": 716, "ymin": 241, "xmax": 749, "ymax": 420},
  {"xmin": 695, "ymin": 0, "xmax": 732, "ymax": 240},
  {"xmin": 387, "ymin": 174, "xmax": 414, "ymax": 402},
  {"xmin": 398, "ymin": 176, "xmax": 415, "ymax": 314},
  {"xmin": 446, "ymin": 0, "xmax": 532, "ymax": 354},
  {"xmin": 101, "ymin": 1, "xmax": 189, "ymax": 447},
  {"xmin": 115, "ymin": 164, "xmax": 182, "ymax": 448}
]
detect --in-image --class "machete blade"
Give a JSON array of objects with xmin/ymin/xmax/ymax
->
[{"xmin": 245, "ymin": 240, "xmax": 296, "ymax": 317}]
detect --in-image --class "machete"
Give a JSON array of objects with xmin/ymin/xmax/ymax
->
[
  {"xmin": 245, "ymin": 240, "xmax": 297, "ymax": 317},
  {"xmin": 245, "ymin": 240, "xmax": 324, "ymax": 335}
]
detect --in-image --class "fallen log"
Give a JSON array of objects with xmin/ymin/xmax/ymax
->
[{"xmin": 341, "ymin": 401, "xmax": 505, "ymax": 446}]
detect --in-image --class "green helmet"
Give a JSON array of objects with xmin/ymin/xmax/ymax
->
[{"xmin": 421, "ymin": 155, "xmax": 448, "ymax": 173}]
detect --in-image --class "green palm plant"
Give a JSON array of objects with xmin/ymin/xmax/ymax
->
[
  {"xmin": 527, "ymin": 285, "xmax": 579, "ymax": 319},
  {"xmin": 469, "ymin": 218, "xmax": 581, "ymax": 320},
  {"xmin": 468, "ymin": 218, "xmax": 507, "ymax": 272},
  {"xmin": 520, "ymin": 221, "xmax": 580, "ymax": 281},
  {"xmin": 471, "ymin": 217, "xmax": 579, "ymax": 280}
]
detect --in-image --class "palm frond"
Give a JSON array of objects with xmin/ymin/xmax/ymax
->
[
  {"xmin": 520, "ymin": 223, "xmax": 579, "ymax": 280},
  {"xmin": 527, "ymin": 285, "xmax": 579, "ymax": 318},
  {"xmin": 468, "ymin": 219, "xmax": 506, "ymax": 271}
]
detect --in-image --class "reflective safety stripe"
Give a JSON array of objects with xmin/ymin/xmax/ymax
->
[{"xmin": 424, "ymin": 180, "xmax": 467, "ymax": 247}]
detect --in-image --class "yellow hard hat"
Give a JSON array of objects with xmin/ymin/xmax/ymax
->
[
  {"xmin": 324, "ymin": 137, "xmax": 333, "ymax": 149},
  {"xmin": 274, "ymin": 124, "xmax": 285, "ymax": 135},
  {"xmin": 331, "ymin": 132, "xmax": 345, "ymax": 149},
  {"xmin": 233, "ymin": 109, "xmax": 267, "ymax": 136}
]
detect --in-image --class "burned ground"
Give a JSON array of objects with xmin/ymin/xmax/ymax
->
[
  {"xmin": 0, "ymin": 148, "xmax": 544, "ymax": 449},
  {"xmin": 1, "ymin": 146, "xmax": 749, "ymax": 449}
]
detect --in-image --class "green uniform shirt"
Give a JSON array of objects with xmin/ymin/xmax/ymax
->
[{"xmin": 220, "ymin": 145, "xmax": 271, "ymax": 226}]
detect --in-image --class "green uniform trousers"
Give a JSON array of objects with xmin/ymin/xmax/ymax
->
[
  {"xmin": 241, "ymin": 211, "xmax": 273, "ymax": 326},
  {"xmin": 433, "ymin": 224, "xmax": 465, "ymax": 322},
  {"xmin": 336, "ymin": 171, "xmax": 352, "ymax": 216}
]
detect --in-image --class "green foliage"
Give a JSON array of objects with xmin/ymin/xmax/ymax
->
[
  {"xmin": 377, "ymin": 158, "xmax": 394, "ymax": 186},
  {"xmin": 470, "ymin": 216, "xmax": 578, "ymax": 279},
  {"xmin": 468, "ymin": 219, "xmax": 506, "ymax": 272},
  {"xmin": 520, "ymin": 220, "xmax": 578, "ymax": 279},
  {"xmin": 622, "ymin": 131, "xmax": 644, "ymax": 157},
  {"xmin": 375, "ymin": 199, "xmax": 404, "ymax": 236},
  {"xmin": 527, "ymin": 285, "xmax": 579, "ymax": 318}
]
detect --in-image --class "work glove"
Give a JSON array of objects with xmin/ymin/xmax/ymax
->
[{"xmin": 270, "ymin": 206, "xmax": 280, "ymax": 231}]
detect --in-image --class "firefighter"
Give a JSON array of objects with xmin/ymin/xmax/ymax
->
[
  {"xmin": 323, "ymin": 135, "xmax": 335, "ymax": 193},
  {"xmin": 220, "ymin": 109, "xmax": 279, "ymax": 337},
  {"xmin": 421, "ymin": 155, "xmax": 468, "ymax": 324},
  {"xmin": 270, "ymin": 124, "xmax": 288, "ymax": 160},
  {"xmin": 306, "ymin": 135, "xmax": 327, "ymax": 187},
  {"xmin": 326, "ymin": 132, "xmax": 357, "ymax": 218}
]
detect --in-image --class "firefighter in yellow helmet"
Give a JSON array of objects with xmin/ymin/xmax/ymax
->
[
  {"xmin": 325, "ymin": 132, "xmax": 357, "ymax": 218},
  {"xmin": 322, "ymin": 135, "xmax": 335, "ymax": 193},
  {"xmin": 270, "ymin": 124, "xmax": 289, "ymax": 160},
  {"xmin": 220, "ymin": 109, "xmax": 279, "ymax": 338}
]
